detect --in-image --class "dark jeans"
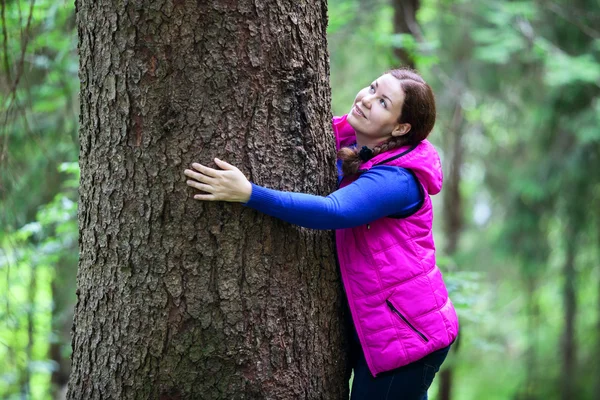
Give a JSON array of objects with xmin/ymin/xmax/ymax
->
[{"xmin": 350, "ymin": 344, "xmax": 451, "ymax": 400}]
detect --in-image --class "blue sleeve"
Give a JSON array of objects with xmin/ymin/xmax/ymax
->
[{"xmin": 244, "ymin": 166, "xmax": 423, "ymax": 230}]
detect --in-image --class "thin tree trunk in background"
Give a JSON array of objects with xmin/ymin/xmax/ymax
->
[
  {"xmin": 442, "ymin": 102, "xmax": 464, "ymax": 257},
  {"xmin": 392, "ymin": 0, "xmax": 420, "ymax": 68},
  {"xmin": 524, "ymin": 273, "xmax": 539, "ymax": 400},
  {"xmin": 50, "ymin": 256, "xmax": 77, "ymax": 400},
  {"xmin": 22, "ymin": 263, "xmax": 36, "ymax": 399},
  {"xmin": 596, "ymin": 233, "xmax": 600, "ymax": 400},
  {"xmin": 561, "ymin": 232, "xmax": 577, "ymax": 400},
  {"xmin": 596, "ymin": 222, "xmax": 600, "ymax": 400},
  {"xmin": 439, "ymin": 100, "xmax": 465, "ymax": 400},
  {"xmin": 68, "ymin": 1, "xmax": 348, "ymax": 399}
]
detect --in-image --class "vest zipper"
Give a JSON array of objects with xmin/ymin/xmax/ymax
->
[{"xmin": 386, "ymin": 300, "xmax": 429, "ymax": 343}]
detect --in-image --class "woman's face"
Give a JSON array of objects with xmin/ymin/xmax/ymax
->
[{"xmin": 346, "ymin": 73, "xmax": 406, "ymax": 143}]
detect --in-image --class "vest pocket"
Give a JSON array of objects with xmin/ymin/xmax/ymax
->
[{"xmin": 386, "ymin": 299, "xmax": 429, "ymax": 343}]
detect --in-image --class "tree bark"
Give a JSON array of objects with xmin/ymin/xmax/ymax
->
[{"xmin": 69, "ymin": 1, "xmax": 348, "ymax": 399}]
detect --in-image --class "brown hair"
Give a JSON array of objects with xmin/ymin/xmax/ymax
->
[{"xmin": 338, "ymin": 67, "xmax": 436, "ymax": 176}]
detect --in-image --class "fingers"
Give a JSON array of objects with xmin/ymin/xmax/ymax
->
[
  {"xmin": 194, "ymin": 194, "xmax": 217, "ymax": 201},
  {"xmin": 186, "ymin": 159, "xmax": 243, "ymax": 203},
  {"xmin": 186, "ymin": 180, "xmax": 213, "ymax": 193},
  {"xmin": 184, "ymin": 168, "xmax": 216, "ymax": 184},
  {"xmin": 214, "ymin": 158, "xmax": 238, "ymax": 171},
  {"xmin": 191, "ymin": 163, "xmax": 220, "ymax": 178}
]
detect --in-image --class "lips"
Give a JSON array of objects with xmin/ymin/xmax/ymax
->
[{"xmin": 353, "ymin": 105, "xmax": 367, "ymax": 119}]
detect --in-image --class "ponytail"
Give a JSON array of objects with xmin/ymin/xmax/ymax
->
[{"xmin": 337, "ymin": 135, "xmax": 410, "ymax": 176}]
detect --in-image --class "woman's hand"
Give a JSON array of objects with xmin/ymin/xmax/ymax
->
[{"xmin": 184, "ymin": 158, "xmax": 252, "ymax": 203}]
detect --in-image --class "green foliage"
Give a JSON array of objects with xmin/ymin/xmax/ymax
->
[
  {"xmin": 1, "ymin": 0, "xmax": 78, "ymax": 397},
  {"xmin": 1, "ymin": 163, "xmax": 78, "ymax": 398},
  {"xmin": 1, "ymin": 0, "xmax": 78, "ymax": 231},
  {"xmin": 331, "ymin": 0, "xmax": 599, "ymax": 397}
]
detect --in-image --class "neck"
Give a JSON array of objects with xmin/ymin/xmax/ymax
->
[{"xmin": 354, "ymin": 131, "xmax": 388, "ymax": 149}]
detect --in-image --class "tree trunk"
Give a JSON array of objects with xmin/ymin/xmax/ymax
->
[
  {"xmin": 392, "ymin": 0, "xmax": 420, "ymax": 68},
  {"xmin": 523, "ymin": 272, "xmax": 538, "ymax": 400},
  {"xmin": 21, "ymin": 262, "xmax": 36, "ymax": 398},
  {"xmin": 441, "ymin": 102, "xmax": 464, "ymax": 256},
  {"xmin": 68, "ymin": 1, "xmax": 348, "ymax": 399},
  {"xmin": 561, "ymin": 231, "xmax": 577, "ymax": 400},
  {"xmin": 596, "ymin": 208, "xmax": 600, "ymax": 400},
  {"xmin": 50, "ymin": 256, "xmax": 77, "ymax": 399},
  {"xmin": 439, "ymin": 100, "xmax": 465, "ymax": 400},
  {"xmin": 596, "ymin": 234, "xmax": 600, "ymax": 400}
]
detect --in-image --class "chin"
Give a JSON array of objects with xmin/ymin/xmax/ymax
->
[{"xmin": 347, "ymin": 113, "xmax": 359, "ymax": 129}]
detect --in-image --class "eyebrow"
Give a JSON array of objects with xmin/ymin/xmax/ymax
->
[{"xmin": 375, "ymin": 80, "xmax": 394, "ymax": 106}]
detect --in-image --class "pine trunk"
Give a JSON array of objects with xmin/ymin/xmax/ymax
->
[{"xmin": 68, "ymin": 1, "xmax": 349, "ymax": 399}]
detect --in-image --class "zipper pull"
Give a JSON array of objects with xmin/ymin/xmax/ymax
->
[{"xmin": 367, "ymin": 224, "xmax": 371, "ymax": 230}]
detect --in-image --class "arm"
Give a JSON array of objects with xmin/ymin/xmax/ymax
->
[
  {"xmin": 245, "ymin": 166, "xmax": 421, "ymax": 229},
  {"xmin": 184, "ymin": 160, "xmax": 422, "ymax": 230}
]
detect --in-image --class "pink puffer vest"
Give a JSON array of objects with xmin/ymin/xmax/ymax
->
[{"xmin": 333, "ymin": 114, "xmax": 459, "ymax": 377}]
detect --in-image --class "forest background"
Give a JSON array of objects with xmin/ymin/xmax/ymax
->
[{"xmin": 1, "ymin": 0, "xmax": 599, "ymax": 399}]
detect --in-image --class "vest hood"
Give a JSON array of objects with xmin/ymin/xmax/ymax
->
[
  {"xmin": 333, "ymin": 114, "xmax": 443, "ymax": 195},
  {"xmin": 360, "ymin": 140, "xmax": 443, "ymax": 195}
]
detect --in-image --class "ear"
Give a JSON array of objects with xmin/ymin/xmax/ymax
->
[{"xmin": 391, "ymin": 123, "xmax": 411, "ymax": 137}]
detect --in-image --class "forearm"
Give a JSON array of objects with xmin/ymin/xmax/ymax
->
[{"xmin": 245, "ymin": 184, "xmax": 355, "ymax": 230}]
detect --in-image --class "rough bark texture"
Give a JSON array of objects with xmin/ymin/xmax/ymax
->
[{"xmin": 69, "ymin": 1, "xmax": 349, "ymax": 399}]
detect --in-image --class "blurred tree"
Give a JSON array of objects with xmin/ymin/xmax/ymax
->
[
  {"xmin": 596, "ymin": 207, "xmax": 600, "ymax": 400},
  {"xmin": 560, "ymin": 223, "xmax": 578, "ymax": 400},
  {"xmin": 430, "ymin": 10, "xmax": 472, "ymax": 400},
  {"xmin": 392, "ymin": 0, "xmax": 419, "ymax": 68},
  {"xmin": 438, "ymin": 94, "xmax": 465, "ymax": 400},
  {"xmin": 68, "ymin": 0, "xmax": 348, "ymax": 398},
  {"xmin": 1, "ymin": 1, "xmax": 79, "ymax": 398}
]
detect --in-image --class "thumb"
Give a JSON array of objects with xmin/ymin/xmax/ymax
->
[{"xmin": 214, "ymin": 158, "xmax": 238, "ymax": 171}]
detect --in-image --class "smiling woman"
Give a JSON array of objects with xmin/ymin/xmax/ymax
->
[{"xmin": 185, "ymin": 67, "xmax": 459, "ymax": 400}]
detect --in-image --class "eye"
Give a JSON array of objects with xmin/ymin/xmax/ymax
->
[
  {"xmin": 380, "ymin": 99, "xmax": 387, "ymax": 108},
  {"xmin": 369, "ymin": 84, "xmax": 375, "ymax": 93}
]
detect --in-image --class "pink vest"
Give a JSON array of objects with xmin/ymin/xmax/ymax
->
[{"xmin": 333, "ymin": 115, "xmax": 459, "ymax": 377}]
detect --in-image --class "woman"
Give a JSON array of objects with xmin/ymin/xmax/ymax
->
[{"xmin": 184, "ymin": 68, "xmax": 459, "ymax": 399}]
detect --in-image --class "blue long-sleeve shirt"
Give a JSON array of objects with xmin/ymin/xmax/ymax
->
[{"xmin": 244, "ymin": 165, "xmax": 423, "ymax": 230}]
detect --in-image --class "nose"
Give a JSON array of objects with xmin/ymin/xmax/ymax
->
[{"xmin": 361, "ymin": 94, "xmax": 373, "ymax": 109}]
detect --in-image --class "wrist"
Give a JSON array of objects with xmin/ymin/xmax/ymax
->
[{"xmin": 240, "ymin": 181, "xmax": 252, "ymax": 203}]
